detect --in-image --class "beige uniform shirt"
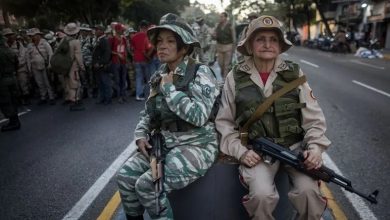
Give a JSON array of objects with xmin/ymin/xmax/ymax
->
[
  {"xmin": 27, "ymin": 38, "xmax": 53, "ymax": 71},
  {"xmin": 215, "ymin": 56, "xmax": 331, "ymax": 160}
]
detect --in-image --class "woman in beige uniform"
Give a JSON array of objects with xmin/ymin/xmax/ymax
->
[{"xmin": 215, "ymin": 15, "xmax": 331, "ymax": 220}]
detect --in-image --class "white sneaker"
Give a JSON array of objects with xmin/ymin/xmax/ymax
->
[{"xmin": 136, "ymin": 96, "xmax": 145, "ymax": 101}]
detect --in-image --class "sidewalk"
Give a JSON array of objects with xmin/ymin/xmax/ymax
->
[{"xmin": 382, "ymin": 48, "xmax": 390, "ymax": 60}]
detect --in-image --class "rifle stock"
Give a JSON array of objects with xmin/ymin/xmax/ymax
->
[
  {"xmin": 149, "ymin": 132, "xmax": 165, "ymax": 214},
  {"xmin": 249, "ymin": 137, "xmax": 378, "ymax": 204}
]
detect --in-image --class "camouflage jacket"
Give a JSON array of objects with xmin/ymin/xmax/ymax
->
[
  {"xmin": 192, "ymin": 23, "xmax": 210, "ymax": 49},
  {"xmin": 134, "ymin": 57, "xmax": 220, "ymax": 148},
  {"xmin": 7, "ymin": 40, "xmax": 28, "ymax": 73},
  {"xmin": 80, "ymin": 36, "xmax": 94, "ymax": 66}
]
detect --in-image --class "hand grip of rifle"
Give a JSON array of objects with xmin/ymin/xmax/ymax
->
[{"xmin": 250, "ymin": 137, "xmax": 378, "ymax": 204}]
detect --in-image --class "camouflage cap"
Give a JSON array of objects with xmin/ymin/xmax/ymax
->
[
  {"xmin": 147, "ymin": 13, "xmax": 200, "ymax": 48},
  {"xmin": 237, "ymin": 15, "xmax": 292, "ymax": 55}
]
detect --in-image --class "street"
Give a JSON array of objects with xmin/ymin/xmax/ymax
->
[{"xmin": 0, "ymin": 46, "xmax": 389, "ymax": 220}]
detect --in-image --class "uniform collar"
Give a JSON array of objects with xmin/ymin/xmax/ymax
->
[
  {"xmin": 237, "ymin": 55, "xmax": 289, "ymax": 89},
  {"xmin": 159, "ymin": 56, "xmax": 189, "ymax": 76},
  {"xmin": 238, "ymin": 55, "xmax": 290, "ymax": 74}
]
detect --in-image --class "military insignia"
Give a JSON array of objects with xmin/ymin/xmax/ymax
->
[
  {"xmin": 202, "ymin": 85, "xmax": 212, "ymax": 98},
  {"xmin": 241, "ymin": 64, "xmax": 250, "ymax": 72},
  {"xmin": 277, "ymin": 62, "xmax": 287, "ymax": 70},
  {"xmin": 263, "ymin": 17, "xmax": 273, "ymax": 26},
  {"xmin": 310, "ymin": 90, "xmax": 317, "ymax": 100}
]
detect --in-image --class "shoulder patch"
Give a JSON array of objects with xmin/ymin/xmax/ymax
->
[
  {"xmin": 202, "ymin": 84, "xmax": 212, "ymax": 98},
  {"xmin": 277, "ymin": 61, "xmax": 288, "ymax": 71}
]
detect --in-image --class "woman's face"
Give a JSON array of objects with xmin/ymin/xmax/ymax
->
[
  {"xmin": 156, "ymin": 30, "xmax": 186, "ymax": 64},
  {"xmin": 249, "ymin": 30, "xmax": 281, "ymax": 60}
]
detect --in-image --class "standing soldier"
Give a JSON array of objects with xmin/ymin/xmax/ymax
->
[
  {"xmin": 92, "ymin": 25, "xmax": 112, "ymax": 105},
  {"xmin": 79, "ymin": 24, "xmax": 95, "ymax": 98},
  {"xmin": 26, "ymin": 28, "xmax": 55, "ymax": 105},
  {"xmin": 109, "ymin": 23, "xmax": 128, "ymax": 103},
  {"xmin": 213, "ymin": 11, "xmax": 235, "ymax": 79},
  {"xmin": 125, "ymin": 27, "xmax": 137, "ymax": 96},
  {"xmin": 63, "ymin": 23, "xmax": 85, "ymax": 111},
  {"xmin": 3, "ymin": 28, "xmax": 31, "ymax": 105},
  {"xmin": 192, "ymin": 16, "xmax": 211, "ymax": 63},
  {"xmin": 0, "ymin": 32, "xmax": 21, "ymax": 132}
]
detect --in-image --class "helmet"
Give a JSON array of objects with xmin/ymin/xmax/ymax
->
[{"xmin": 237, "ymin": 15, "xmax": 292, "ymax": 55}]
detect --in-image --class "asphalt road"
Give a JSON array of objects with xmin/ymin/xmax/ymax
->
[
  {"xmin": 282, "ymin": 47, "xmax": 390, "ymax": 220},
  {"xmin": 0, "ymin": 98, "xmax": 145, "ymax": 219},
  {"xmin": 0, "ymin": 46, "xmax": 389, "ymax": 219}
]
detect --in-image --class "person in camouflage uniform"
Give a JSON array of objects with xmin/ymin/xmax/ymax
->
[
  {"xmin": 116, "ymin": 13, "xmax": 220, "ymax": 220},
  {"xmin": 0, "ymin": 32, "xmax": 21, "ymax": 132},
  {"xmin": 79, "ymin": 24, "xmax": 95, "ymax": 97},
  {"xmin": 192, "ymin": 16, "xmax": 211, "ymax": 63}
]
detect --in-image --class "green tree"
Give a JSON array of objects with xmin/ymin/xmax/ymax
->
[
  {"xmin": 1, "ymin": 0, "xmax": 121, "ymax": 29},
  {"xmin": 121, "ymin": 0, "xmax": 190, "ymax": 26}
]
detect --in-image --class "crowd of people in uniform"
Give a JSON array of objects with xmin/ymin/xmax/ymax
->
[
  {"xmin": 1, "ymin": 11, "xmax": 331, "ymax": 220},
  {"xmin": 0, "ymin": 12, "xmax": 237, "ymax": 131}
]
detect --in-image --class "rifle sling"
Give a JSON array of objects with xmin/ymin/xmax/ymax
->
[{"xmin": 240, "ymin": 75, "xmax": 307, "ymax": 146}]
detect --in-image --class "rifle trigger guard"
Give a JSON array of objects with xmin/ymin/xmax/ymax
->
[{"xmin": 262, "ymin": 155, "xmax": 274, "ymax": 165}]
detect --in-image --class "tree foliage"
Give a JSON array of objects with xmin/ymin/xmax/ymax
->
[
  {"xmin": 1, "ymin": 0, "xmax": 120, "ymax": 29},
  {"xmin": 1, "ymin": 0, "xmax": 194, "ymax": 30},
  {"xmin": 121, "ymin": 0, "xmax": 190, "ymax": 27}
]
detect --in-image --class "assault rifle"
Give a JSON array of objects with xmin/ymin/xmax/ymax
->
[
  {"xmin": 148, "ymin": 131, "xmax": 165, "ymax": 214},
  {"xmin": 249, "ymin": 137, "xmax": 379, "ymax": 204}
]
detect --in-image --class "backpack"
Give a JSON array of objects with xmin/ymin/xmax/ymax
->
[{"xmin": 50, "ymin": 38, "xmax": 73, "ymax": 75}]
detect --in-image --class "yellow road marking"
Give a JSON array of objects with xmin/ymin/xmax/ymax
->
[
  {"xmin": 99, "ymin": 183, "xmax": 348, "ymax": 220},
  {"xmin": 321, "ymin": 183, "xmax": 348, "ymax": 220},
  {"xmin": 97, "ymin": 191, "xmax": 121, "ymax": 220}
]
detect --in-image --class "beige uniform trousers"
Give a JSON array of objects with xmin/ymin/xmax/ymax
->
[
  {"xmin": 239, "ymin": 160, "xmax": 326, "ymax": 220},
  {"xmin": 64, "ymin": 70, "xmax": 81, "ymax": 102},
  {"xmin": 216, "ymin": 43, "xmax": 233, "ymax": 78},
  {"xmin": 16, "ymin": 71, "xmax": 30, "ymax": 95},
  {"xmin": 32, "ymin": 68, "xmax": 54, "ymax": 100}
]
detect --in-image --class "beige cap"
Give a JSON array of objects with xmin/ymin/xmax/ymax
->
[
  {"xmin": 237, "ymin": 15, "xmax": 292, "ymax": 56},
  {"xmin": 27, "ymin": 28, "xmax": 43, "ymax": 36},
  {"xmin": 2, "ymin": 28, "xmax": 15, "ymax": 36},
  {"xmin": 64, "ymin": 23, "xmax": 80, "ymax": 35}
]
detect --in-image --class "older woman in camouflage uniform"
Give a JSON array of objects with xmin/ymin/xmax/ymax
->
[
  {"xmin": 117, "ymin": 13, "xmax": 220, "ymax": 220},
  {"xmin": 216, "ymin": 16, "xmax": 330, "ymax": 220}
]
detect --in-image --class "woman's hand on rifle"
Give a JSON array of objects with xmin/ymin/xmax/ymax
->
[
  {"xmin": 136, "ymin": 138, "xmax": 152, "ymax": 158},
  {"xmin": 240, "ymin": 149, "xmax": 261, "ymax": 168},
  {"xmin": 303, "ymin": 146, "xmax": 322, "ymax": 170}
]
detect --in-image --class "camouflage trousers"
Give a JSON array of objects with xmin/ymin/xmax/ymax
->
[{"xmin": 117, "ymin": 143, "xmax": 218, "ymax": 220}]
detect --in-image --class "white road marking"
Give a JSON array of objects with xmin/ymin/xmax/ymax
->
[
  {"xmin": 352, "ymin": 80, "xmax": 390, "ymax": 98},
  {"xmin": 0, "ymin": 108, "xmax": 31, "ymax": 124},
  {"xmin": 323, "ymin": 153, "xmax": 377, "ymax": 220},
  {"xmin": 62, "ymin": 141, "xmax": 137, "ymax": 220},
  {"xmin": 350, "ymin": 59, "xmax": 385, "ymax": 70},
  {"xmin": 300, "ymin": 59, "xmax": 319, "ymax": 68}
]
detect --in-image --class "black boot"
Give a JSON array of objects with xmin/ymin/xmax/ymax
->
[
  {"xmin": 69, "ymin": 101, "xmax": 85, "ymax": 111},
  {"xmin": 1, "ymin": 116, "xmax": 21, "ymax": 132},
  {"xmin": 22, "ymin": 95, "xmax": 31, "ymax": 105},
  {"xmin": 125, "ymin": 214, "xmax": 144, "ymax": 220}
]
